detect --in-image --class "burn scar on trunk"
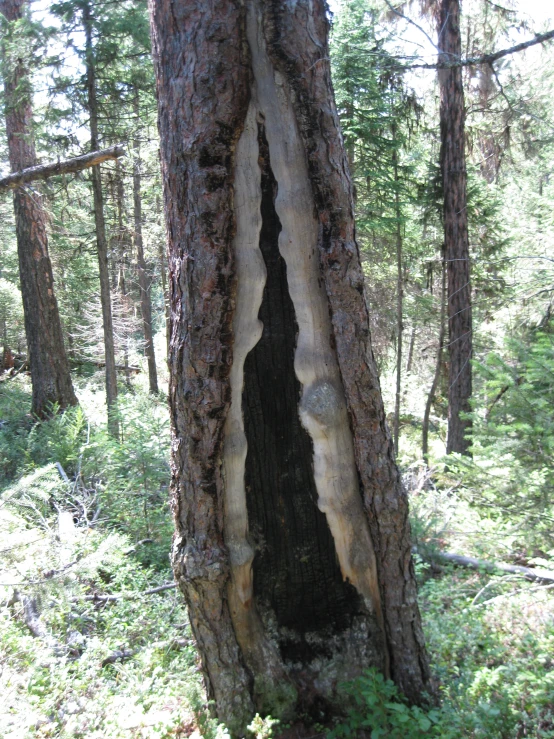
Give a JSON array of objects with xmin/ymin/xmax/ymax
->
[
  {"xmin": 245, "ymin": 0, "xmax": 384, "ymax": 626},
  {"xmin": 223, "ymin": 1, "xmax": 387, "ymax": 703},
  {"xmin": 224, "ymin": 93, "xmax": 296, "ymax": 715}
]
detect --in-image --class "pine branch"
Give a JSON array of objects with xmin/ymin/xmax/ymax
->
[
  {"xmin": 0, "ymin": 144, "xmax": 125, "ymax": 192},
  {"xmin": 381, "ymin": 2, "xmax": 554, "ymax": 70},
  {"xmin": 410, "ymin": 30, "xmax": 554, "ymax": 70}
]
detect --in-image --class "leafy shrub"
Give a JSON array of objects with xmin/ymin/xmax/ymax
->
[{"xmin": 329, "ymin": 669, "xmax": 442, "ymax": 739}]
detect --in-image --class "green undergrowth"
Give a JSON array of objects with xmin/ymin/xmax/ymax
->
[
  {"xmin": 1, "ymin": 376, "xmax": 554, "ymax": 737},
  {"xmin": 0, "ymin": 374, "xmax": 208, "ymax": 738},
  {"xmin": 329, "ymin": 561, "xmax": 554, "ymax": 738}
]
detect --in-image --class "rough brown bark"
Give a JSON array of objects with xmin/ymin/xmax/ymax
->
[
  {"xmin": 150, "ymin": 0, "xmax": 431, "ymax": 731},
  {"xmin": 133, "ymin": 96, "xmax": 158, "ymax": 395},
  {"xmin": 406, "ymin": 325, "xmax": 416, "ymax": 374},
  {"xmin": 438, "ymin": 0, "xmax": 472, "ymax": 456},
  {"xmin": 0, "ymin": 0, "xmax": 77, "ymax": 418},
  {"xmin": 83, "ymin": 0, "xmax": 118, "ymax": 436},
  {"xmin": 0, "ymin": 144, "xmax": 125, "ymax": 192}
]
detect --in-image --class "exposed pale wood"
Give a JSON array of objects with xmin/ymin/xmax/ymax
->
[
  {"xmin": 0, "ymin": 145, "xmax": 125, "ymax": 192},
  {"xmin": 223, "ymin": 97, "xmax": 264, "ymax": 638},
  {"xmin": 224, "ymin": 94, "xmax": 295, "ymax": 715},
  {"xmin": 247, "ymin": 1, "xmax": 384, "ymax": 642}
]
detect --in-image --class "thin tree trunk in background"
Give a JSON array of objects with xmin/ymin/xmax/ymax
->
[
  {"xmin": 150, "ymin": 0, "xmax": 431, "ymax": 731},
  {"xmin": 438, "ymin": 0, "xmax": 472, "ymax": 455},
  {"xmin": 0, "ymin": 0, "xmax": 77, "ymax": 417},
  {"xmin": 406, "ymin": 325, "xmax": 416, "ymax": 374},
  {"xmin": 2, "ymin": 316, "xmax": 11, "ymax": 368},
  {"xmin": 83, "ymin": 0, "xmax": 118, "ymax": 436},
  {"xmin": 392, "ymin": 133, "xmax": 403, "ymax": 457},
  {"xmin": 114, "ymin": 160, "xmax": 132, "ymax": 390},
  {"xmin": 133, "ymin": 95, "xmax": 158, "ymax": 394},
  {"xmin": 156, "ymin": 194, "xmax": 170, "ymax": 356},
  {"xmin": 422, "ymin": 254, "xmax": 446, "ymax": 464}
]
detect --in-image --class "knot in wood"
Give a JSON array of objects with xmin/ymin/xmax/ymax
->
[{"xmin": 300, "ymin": 379, "xmax": 344, "ymax": 429}]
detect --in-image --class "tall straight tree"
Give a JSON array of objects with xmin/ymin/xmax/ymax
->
[
  {"xmin": 149, "ymin": 0, "xmax": 431, "ymax": 732},
  {"xmin": 82, "ymin": 0, "xmax": 118, "ymax": 435},
  {"xmin": 0, "ymin": 0, "xmax": 77, "ymax": 417},
  {"xmin": 437, "ymin": 0, "xmax": 472, "ymax": 455}
]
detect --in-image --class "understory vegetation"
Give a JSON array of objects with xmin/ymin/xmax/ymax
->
[
  {"xmin": 2, "ymin": 0, "xmax": 554, "ymax": 735},
  {"xmin": 1, "ymin": 372, "xmax": 553, "ymax": 738}
]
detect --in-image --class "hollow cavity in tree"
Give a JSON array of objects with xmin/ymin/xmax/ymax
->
[{"xmin": 222, "ymin": 0, "xmax": 386, "ymax": 705}]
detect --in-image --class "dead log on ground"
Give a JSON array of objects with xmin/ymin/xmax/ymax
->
[{"xmin": 421, "ymin": 549, "xmax": 554, "ymax": 584}]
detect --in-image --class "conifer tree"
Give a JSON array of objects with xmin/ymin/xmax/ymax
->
[
  {"xmin": 0, "ymin": 0, "xmax": 77, "ymax": 417},
  {"xmin": 331, "ymin": 0, "xmax": 420, "ymax": 453},
  {"xmin": 150, "ymin": 0, "xmax": 431, "ymax": 730},
  {"xmin": 51, "ymin": 0, "xmax": 155, "ymax": 428},
  {"xmin": 437, "ymin": 0, "xmax": 473, "ymax": 455}
]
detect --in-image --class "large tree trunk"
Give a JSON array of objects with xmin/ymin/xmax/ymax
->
[
  {"xmin": 0, "ymin": 0, "xmax": 77, "ymax": 418},
  {"xmin": 133, "ymin": 95, "xmax": 158, "ymax": 395},
  {"xmin": 83, "ymin": 0, "xmax": 118, "ymax": 436},
  {"xmin": 149, "ymin": 0, "xmax": 431, "ymax": 732},
  {"xmin": 438, "ymin": 0, "xmax": 473, "ymax": 455}
]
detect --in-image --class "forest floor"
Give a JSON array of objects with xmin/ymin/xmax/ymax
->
[{"xmin": 1, "ymin": 372, "xmax": 553, "ymax": 739}]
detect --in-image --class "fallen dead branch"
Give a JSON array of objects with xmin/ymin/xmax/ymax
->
[
  {"xmin": 9, "ymin": 590, "xmax": 65, "ymax": 655},
  {"xmin": 101, "ymin": 637, "xmax": 193, "ymax": 667},
  {"xmin": 81, "ymin": 581, "xmax": 178, "ymax": 603},
  {"xmin": 0, "ymin": 144, "xmax": 125, "ymax": 192},
  {"xmin": 420, "ymin": 549, "xmax": 554, "ymax": 584}
]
